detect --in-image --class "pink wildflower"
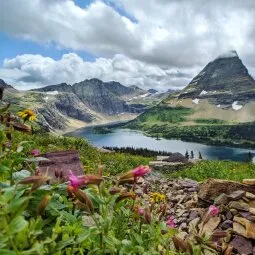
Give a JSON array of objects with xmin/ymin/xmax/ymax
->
[
  {"xmin": 138, "ymin": 208, "xmax": 144, "ymax": 216},
  {"xmin": 166, "ymin": 216, "xmax": 175, "ymax": 228},
  {"xmin": 31, "ymin": 149, "xmax": 40, "ymax": 156},
  {"xmin": 132, "ymin": 166, "xmax": 151, "ymax": 178},
  {"xmin": 68, "ymin": 170, "xmax": 85, "ymax": 189},
  {"xmin": 207, "ymin": 205, "xmax": 219, "ymax": 217}
]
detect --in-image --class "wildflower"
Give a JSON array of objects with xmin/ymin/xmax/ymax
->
[
  {"xmin": 118, "ymin": 165, "xmax": 151, "ymax": 181},
  {"xmin": 17, "ymin": 109, "xmax": 37, "ymax": 122},
  {"xmin": 84, "ymin": 174, "xmax": 103, "ymax": 185},
  {"xmin": 19, "ymin": 174, "xmax": 50, "ymax": 191},
  {"xmin": 144, "ymin": 207, "xmax": 151, "ymax": 224},
  {"xmin": 150, "ymin": 192, "xmax": 166, "ymax": 203},
  {"xmin": 109, "ymin": 187, "xmax": 122, "ymax": 195},
  {"xmin": 207, "ymin": 205, "xmax": 219, "ymax": 217},
  {"xmin": 138, "ymin": 208, "xmax": 144, "ymax": 216},
  {"xmin": 132, "ymin": 165, "xmax": 151, "ymax": 178},
  {"xmin": 37, "ymin": 195, "xmax": 51, "ymax": 215},
  {"xmin": 68, "ymin": 170, "xmax": 85, "ymax": 190},
  {"xmin": 116, "ymin": 192, "xmax": 136, "ymax": 203},
  {"xmin": 166, "ymin": 216, "xmax": 175, "ymax": 228},
  {"xmin": 31, "ymin": 149, "xmax": 40, "ymax": 156},
  {"xmin": 203, "ymin": 205, "xmax": 219, "ymax": 223},
  {"xmin": 72, "ymin": 189, "xmax": 94, "ymax": 213},
  {"xmin": 12, "ymin": 122, "xmax": 32, "ymax": 133}
]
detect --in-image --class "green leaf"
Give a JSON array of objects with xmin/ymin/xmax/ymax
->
[
  {"xmin": 0, "ymin": 249, "xmax": 16, "ymax": 255},
  {"xmin": 0, "ymin": 130, "xmax": 4, "ymax": 144},
  {"xmin": 12, "ymin": 170, "xmax": 31, "ymax": 181},
  {"xmin": 8, "ymin": 216, "xmax": 28, "ymax": 235},
  {"xmin": 5, "ymin": 197, "xmax": 29, "ymax": 214}
]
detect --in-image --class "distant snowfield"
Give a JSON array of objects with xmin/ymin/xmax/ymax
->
[
  {"xmin": 46, "ymin": 91, "xmax": 59, "ymax": 95},
  {"xmin": 232, "ymin": 101, "xmax": 243, "ymax": 111},
  {"xmin": 128, "ymin": 93, "xmax": 151, "ymax": 100},
  {"xmin": 192, "ymin": 98, "xmax": 200, "ymax": 104}
]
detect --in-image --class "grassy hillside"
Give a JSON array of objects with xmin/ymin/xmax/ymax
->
[
  {"xmin": 6, "ymin": 131, "xmax": 152, "ymax": 176},
  {"xmin": 125, "ymin": 102, "xmax": 255, "ymax": 148},
  {"xmin": 166, "ymin": 160, "xmax": 255, "ymax": 181}
]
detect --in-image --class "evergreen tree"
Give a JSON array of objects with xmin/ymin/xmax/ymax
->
[
  {"xmin": 247, "ymin": 152, "xmax": 253, "ymax": 163},
  {"xmin": 190, "ymin": 150, "xmax": 194, "ymax": 159},
  {"xmin": 198, "ymin": 151, "xmax": 203, "ymax": 159}
]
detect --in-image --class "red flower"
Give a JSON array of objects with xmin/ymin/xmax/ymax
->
[
  {"xmin": 31, "ymin": 149, "xmax": 39, "ymax": 156},
  {"xmin": 207, "ymin": 205, "xmax": 219, "ymax": 217},
  {"xmin": 166, "ymin": 215, "xmax": 175, "ymax": 228},
  {"xmin": 132, "ymin": 166, "xmax": 151, "ymax": 177},
  {"xmin": 68, "ymin": 170, "xmax": 85, "ymax": 189}
]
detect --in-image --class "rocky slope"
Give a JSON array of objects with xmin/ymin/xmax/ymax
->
[{"xmin": 140, "ymin": 172, "xmax": 255, "ymax": 255}]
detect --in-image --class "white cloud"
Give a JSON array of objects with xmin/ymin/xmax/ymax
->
[
  {"xmin": 1, "ymin": 0, "xmax": 255, "ymax": 89},
  {"xmin": 1, "ymin": 53, "xmax": 195, "ymax": 91}
]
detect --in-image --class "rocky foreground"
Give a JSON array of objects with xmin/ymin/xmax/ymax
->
[{"xmin": 139, "ymin": 174, "xmax": 255, "ymax": 255}]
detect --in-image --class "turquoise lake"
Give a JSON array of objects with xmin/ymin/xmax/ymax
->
[{"xmin": 68, "ymin": 127, "xmax": 255, "ymax": 162}]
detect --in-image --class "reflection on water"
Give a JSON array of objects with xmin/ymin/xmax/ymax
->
[{"xmin": 68, "ymin": 127, "xmax": 255, "ymax": 162}]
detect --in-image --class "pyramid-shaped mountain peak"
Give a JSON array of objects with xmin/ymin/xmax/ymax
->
[{"xmin": 178, "ymin": 51, "xmax": 255, "ymax": 105}]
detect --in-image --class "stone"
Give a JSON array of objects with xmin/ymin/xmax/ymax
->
[
  {"xmin": 229, "ymin": 201, "xmax": 249, "ymax": 211},
  {"xmin": 214, "ymin": 193, "xmax": 229, "ymax": 205},
  {"xmin": 231, "ymin": 235, "xmax": 253, "ymax": 255},
  {"xmin": 226, "ymin": 211, "xmax": 233, "ymax": 220},
  {"xmin": 249, "ymin": 208, "xmax": 255, "ymax": 215},
  {"xmin": 188, "ymin": 217, "xmax": 200, "ymax": 232},
  {"xmin": 221, "ymin": 220, "xmax": 233, "ymax": 230},
  {"xmin": 202, "ymin": 217, "xmax": 221, "ymax": 235},
  {"xmin": 246, "ymin": 192, "xmax": 255, "ymax": 200},
  {"xmin": 228, "ymin": 190, "xmax": 245, "ymax": 200},
  {"xmin": 239, "ymin": 211, "xmax": 253, "ymax": 221},
  {"xmin": 233, "ymin": 222, "xmax": 246, "ymax": 237},
  {"xmin": 245, "ymin": 221, "xmax": 255, "ymax": 239},
  {"xmin": 243, "ymin": 179, "xmax": 255, "ymax": 185},
  {"xmin": 188, "ymin": 211, "xmax": 199, "ymax": 222},
  {"xmin": 38, "ymin": 150, "xmax": 84, "ymax": 184},
  {"xmin": 179, "ymin": 222, "xmax": 187, "ymax": 230},
  {"xmin": 233, "ymin": 216, "xmax": 249, "ymax": 226},
  {"xmin": 198, "ymin": 179, "xmax": 255, "ymax": 203}
]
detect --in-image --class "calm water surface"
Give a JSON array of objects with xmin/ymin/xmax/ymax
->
[{"xmin": 68, "ymin": 127, "xmax": 255, "ymax": 162}]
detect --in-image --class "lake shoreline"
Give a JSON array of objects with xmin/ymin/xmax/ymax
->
[{"xmin": 67, "ymin": 125, "xmax": 255, "ymax": 162}]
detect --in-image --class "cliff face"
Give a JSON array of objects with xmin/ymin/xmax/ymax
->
[{"xmin": 33, "ymin": 78, "xmax": 147, "ymax": 116}]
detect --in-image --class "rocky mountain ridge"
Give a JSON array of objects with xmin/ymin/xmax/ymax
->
[
  {"xmin": 1, "ymin": 78, "xmax": 170, "ymax": 132},
  {"xmin": 172, "ymin": 50, "xmax": 255, "ymax": 107}
]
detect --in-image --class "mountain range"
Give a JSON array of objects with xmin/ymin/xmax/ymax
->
[{"xmin": 0, "ymin": 78, "xmax": 170, "ymax": 132}]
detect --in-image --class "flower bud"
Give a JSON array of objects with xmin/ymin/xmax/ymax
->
[
  {"xmin": 144, "ymin": 207, "xmax": 151, "ymax": 224},
  {"xmin": 37, "ymin": 195, "xmax": 51, "ymax": 215},
  {"xmin": 73, "ymin": 189, "xmax": 94, "ymax": 213}
]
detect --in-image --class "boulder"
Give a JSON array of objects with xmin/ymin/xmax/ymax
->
[
  {"xmin": 231, "ymin": 235, "xmax": 253, "ymax": 255},
  {"xmin": 38, "ymin": 150, "xmax": 84, "ymax": 184},
  {"xmin": 198, "ymin": 179, "xmax": 255, "ymax": 204}
]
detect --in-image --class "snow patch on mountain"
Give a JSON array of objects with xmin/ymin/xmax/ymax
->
[
  {"xmin": 200, "ymin": 90, "xmax": 208, "ymax": 95},
  {"xmin": 232, "ymin": 101, "xmax": 243, "ymax": 111},
  {"xmin": 192, "ymin": 98, "xmax": 200, "ymax": 104}
]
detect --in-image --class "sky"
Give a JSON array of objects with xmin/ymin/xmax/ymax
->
[{"xmin": 1, "ymin": 0, "xmax": 255, "ymax": 91}]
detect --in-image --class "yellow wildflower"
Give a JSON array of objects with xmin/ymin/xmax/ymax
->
[
  {"xmin": 18, "ymin": 109, "xmax": 37, "ymax": 122},
  {"xmin": 150, "ymin": 192, "xmax": 166, "ymax": 203}
]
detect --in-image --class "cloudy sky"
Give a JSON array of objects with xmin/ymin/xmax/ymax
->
[{"xmin": 1, "ymin": 0, "xmax": 255, "ymax": 91}]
